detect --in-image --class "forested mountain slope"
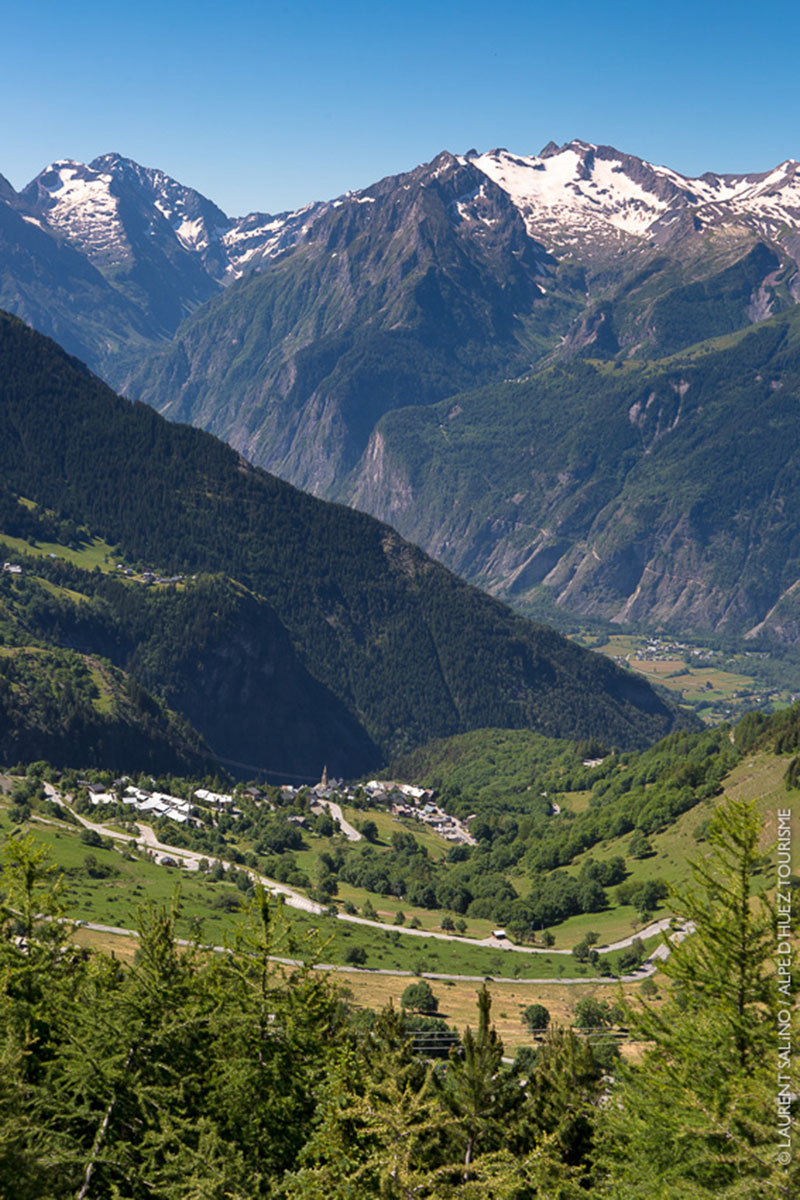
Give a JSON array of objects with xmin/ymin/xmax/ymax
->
[
  {"xmin": 348, "ymin": 308, "xmax": 800, "ymax": 640},
  {"xmin": 2, "ymin": 145, "xmax": 800, "ymax": 643},
  {"xmin": 0, "ymin": 313, "xmax": 690, "ymax": 776}
]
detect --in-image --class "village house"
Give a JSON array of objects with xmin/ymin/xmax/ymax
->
[{"xmin": 194, "ymin": 788, "xmax": 234, "ymax": 806}]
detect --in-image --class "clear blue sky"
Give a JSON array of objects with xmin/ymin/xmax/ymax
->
[{"xmin": 3, "ymin": 0, "xmax": 799, "ymax": 216}]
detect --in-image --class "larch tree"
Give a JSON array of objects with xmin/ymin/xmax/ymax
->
[{"xmin": 597, "ymin": 798, "xmax": 798, "ymax": 1200}]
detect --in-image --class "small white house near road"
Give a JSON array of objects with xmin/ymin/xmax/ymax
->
[
  {"xmin": 151, "ymin": 792, "xmax": 190, "ymax": 812},
  {"xmin": 164, "ymin": 810, "xmax": 189, "ymax": 823},
  {"xmin": 124, "ymin": 786, "xmax": 151, "ymax": 804}
]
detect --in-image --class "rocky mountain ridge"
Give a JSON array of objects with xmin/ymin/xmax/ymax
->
[
  {"xmin": 4, "ymin": 140, "xmax": 800, "ymax": 377},
  {"xmin": 2, "ymin": 142, "xmax": 800, "ymax": 642},
  {"xmin": 14, "ymin": 140, "xmax": 800, "ymax": 277},
  {"xmin": 467, "ymin": 141, "xmax": 800, "ymax": 252}
]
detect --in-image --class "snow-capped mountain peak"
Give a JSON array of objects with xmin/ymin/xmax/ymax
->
[
  {"xmin": 464, "ymin": 142, "xmax": 690, "ymax": 244},
  {"xmin": 464, "ymin": 141, "xmax": 800, "ymax": 248},
  {"xmin": 20, "ymin": 159, "xmax": 126, "ymax": 263},
  {"xmin": 89, "ymin": 153, "xmax": 230, "ymax": 256}
]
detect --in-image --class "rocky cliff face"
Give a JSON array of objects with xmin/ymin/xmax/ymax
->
[
  {"xmin": 346, "ymin": 311, "xmax": 800, "ymax": 642},
  {"xmin": 2, "ymin": 143, "xmax": 800, "ymax": 642}
]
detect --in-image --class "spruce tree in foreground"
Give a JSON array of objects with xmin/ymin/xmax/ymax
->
[{"xmin": 598, "ymin": 798, "xmax": 798, "ymax": 1199}]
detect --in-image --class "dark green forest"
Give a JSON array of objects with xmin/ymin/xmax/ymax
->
[{"xmin": 0, "ymin": 311, "xmax": 689, "ymax": 777}]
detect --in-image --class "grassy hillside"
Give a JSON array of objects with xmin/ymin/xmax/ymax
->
[{"xmin": 381, "ymin": 704, "xmax": 800, "ymax": 937}]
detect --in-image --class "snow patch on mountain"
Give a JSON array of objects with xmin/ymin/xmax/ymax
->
[
  {"xmin": 467, "ymin": 145, "xmax": 672, "ymax": 243},
  {"xmin": 22, "ymin": 160, "xmax": 128, "ymax": 263},
  {"xmin": 466, "ymin": 142, "xmax": 800, "ymax": 248},
  {"xmin": 219, "ymin": 200, "xmax": 329, "ymax": 275}
]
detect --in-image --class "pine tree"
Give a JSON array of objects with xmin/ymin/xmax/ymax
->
[
  {"xmin": 0, "ymin": 834, "xmax": 78, "ymax": 1199},
  {"xmin": 285, "ymin": 1004, "xmax": 445, "ymax": 1200},
  {"xmin": 598, "ymin": 797, "xmax": 798, "ymax": 1199},
  {"xmin": 439, "ymin": 986, "xmax": 508, "ymax": 1175}
]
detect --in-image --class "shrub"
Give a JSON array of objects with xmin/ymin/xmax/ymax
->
[
  {"xmin": 522, "ymin": 1003, "xmax": 551, "ymax": 1034},
  {"xmin": 401, "ymin": 980, "xmax": 439, "ymax": 1013}
]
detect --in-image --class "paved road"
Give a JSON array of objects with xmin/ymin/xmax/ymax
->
[
  {"xmin": 43, "ymin": 785, "xmax": 325, "ymax": 914},
  {"xmin": 132, "ymin": 820, "xmax": 325, "ymax": 914},
  {"xmin": 72, "ymin": 918, "xmax": 679, "ymax": 985},
  {"xmin": 314, "ymin": 799, "xmax": 362, "ymax": 841},
  {"xmin": 42, "ymin": 786, "xmax": 682, "ymax": 959}
]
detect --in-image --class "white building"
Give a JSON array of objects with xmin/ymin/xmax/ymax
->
[{"xmin": 195, "ymin": 788, "xmax": 234, "ymax": 806}]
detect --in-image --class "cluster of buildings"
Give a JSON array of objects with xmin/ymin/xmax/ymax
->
[
  {"xmin": 363, "ymin": 781, "xmax": 475, "ymax": 843},
  {"xmin": 2, "ymin": 561, "xmax": 22, "ymax": 575},
  {"xmin": 278, "ymin": 771, "xmax": 475, "ymax": 844},
  {"xmin": 78, "ymin": 781, "xmax": 239, "ymax": 826},
  {"xmin": 631, "ymin": 637, "xmax": 690, "ymax": 662},
  {"xmin": 390, "ymin": 797, "xmax": 476, "ymax": 844},
  {"xmin": 77, "ymin": 764, "xmax": 473, "ymax": 845},
  {"xmin": 369, "ymin": 777, "xmax": 477, "ymax": 844},
  {"xmin": 114, "ymin": 564, "xmax": 187, "ymax": 586}
]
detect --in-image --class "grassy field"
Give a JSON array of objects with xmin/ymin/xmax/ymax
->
[
  {"xmin": 0, "ymin": 532, "xmax": 120, "ymax": 572},
  {"xmin": 0, "ymin": 803, "xmax": 613, "ymax": 981},
  {"xmin": 340, "ymin": 804, "xmax": 451, "ymax": 860},
  {"xmin": 555, "ymin": 790, "xmax": 593, "ymax": 815},
  {"xmin": 549, "ymin": 905, "xmax": 662, "ymax": 949},
  {"xmin": 0, "ymin": 531, "xmax": 187, "ymax": 592},
  {"xmin": 304, "ymin": 970, "xmax": 666, "ymax": 1054},
  {"xmin": 588, "ymin": 633, "xmax": 794, "ymax": 724},
  {"xmin": 71, "ymin": 922, "xmax": 665, "ymax": 1055}
]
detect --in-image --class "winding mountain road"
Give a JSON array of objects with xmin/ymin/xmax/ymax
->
[
  {"xmin": 72, "ymin": 918, "xmax": 683, "ymax": 985},
  {"xmin": 42, "ymin": 785, "xmax": 684, "ymax": 976}
]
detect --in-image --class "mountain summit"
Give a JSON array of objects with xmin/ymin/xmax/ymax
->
[
  {"xmin": 466, "ymin": 140, "xmax": 800, "ymax": 247},
  {"xmin": 1, "ymin": 142, "xmax": 799, "ymax": 640}
]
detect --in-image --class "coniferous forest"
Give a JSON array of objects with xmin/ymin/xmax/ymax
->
[
  {"xmin": 0, "ymin": 797, "xmax": 794, "ymax": 1199},
  {"xmin": 0, "ymin": 311, "xmax": 689, "ymax": 778}
]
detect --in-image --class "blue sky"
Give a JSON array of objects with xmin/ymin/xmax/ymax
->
[{"xmin": 3, "ymin": 0, "xmax": 799, "ymax": 216}]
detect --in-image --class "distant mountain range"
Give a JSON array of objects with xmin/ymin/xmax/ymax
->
[
  {"xmin": 0, "ymin": 312, "xmax": 688, "ymax": 776},
  {"xmin": 1, "ymin": 141, "xmax": 799, "ymax": 640}
]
